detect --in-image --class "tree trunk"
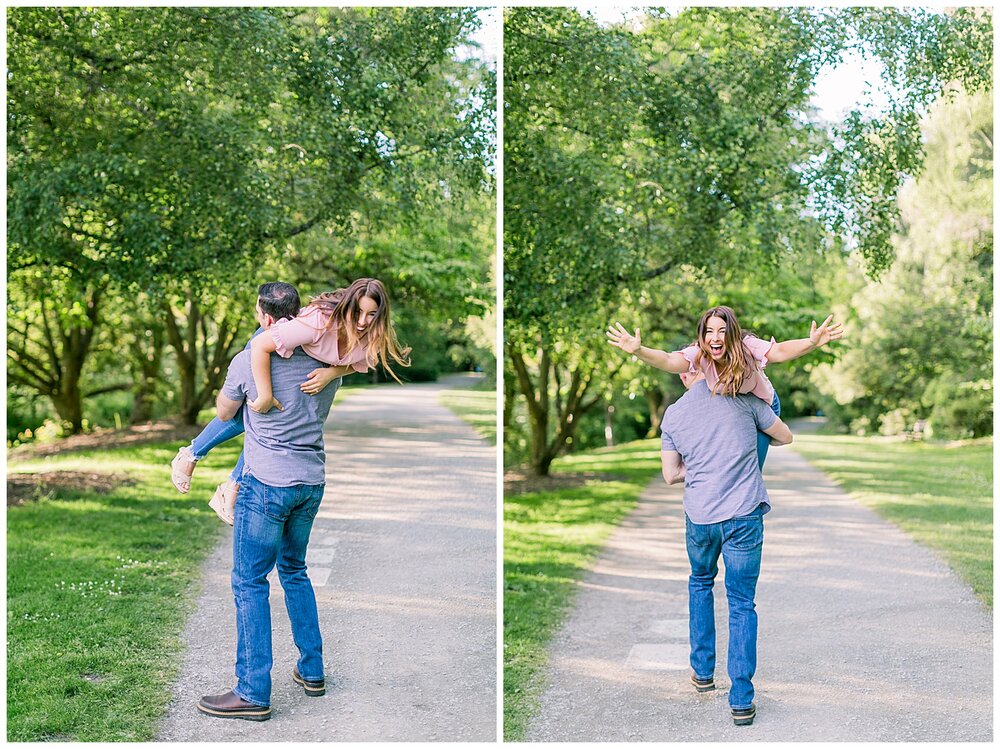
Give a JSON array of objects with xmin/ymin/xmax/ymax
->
[
  {"xmin": 645, "ymin": 386, "xmax": 667, "ymax": 437},
  {"xmin": 509, "ymin": 341, "xmax": 618, "ymax": 476},
  {"xmin": 130, "ymin": 322, "xmax": 164, "ymax": 424},
  {"xmin": 164, "ymin": 291, "xmax": 244, "ymax": 425},
  {"xmin": 502, "ymin": 362, "xmax": 516, "ymax": 437},
  {"xmin": 7, "ymin": 279, "xmax": 106, "ymax": 435},
  {"xmin": 51, "ymin": 377, "xmax": 84, "ymax": 433}
]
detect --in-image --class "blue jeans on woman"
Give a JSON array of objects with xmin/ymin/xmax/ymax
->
[
  {"xmin": 686, "ymin": 504, "xmax": 764, "ymax": 710},
  {"xmin": 232, "ymin": 474, "xmax": 326, "ymax": 707},
  {"xmin": 755, "ymin": 390, "xmax": 781, "ymax": 469},
  {"xmin": 187, "ymin": 328, "xmax": 265, "ymax": 481},
  {"xmin": 190, "ymin": 408, "xmax": 247, "ymax": 480}
]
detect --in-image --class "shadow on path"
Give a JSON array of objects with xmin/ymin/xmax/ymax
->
[
  {"xmin": 157, "ymin": 375, "xmax": 496, "ymax": 741},
  {"xmin": 526, "ymin": 444, "xmax": 992, "ymax": 741}
]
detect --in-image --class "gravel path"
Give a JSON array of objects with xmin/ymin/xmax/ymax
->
[
  {"xmin": 525, "ymin": 440, "xmax": 992, "ymax": 741},
  {"xmin": 157, "ymin": 374, "xmax": 496, "ymax": 741}
]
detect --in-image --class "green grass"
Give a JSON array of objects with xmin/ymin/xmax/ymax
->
[
  {"xmin": 503, "ymin": 438, "xmax": 661, "ymax": 741},
  {"xmin": 7, "ymin": 439, "xmax": 243, "ymax": 741},
  {"xmin": 439, "ymin": 387, "xmax": 497, "ymax": 444},
  {"xmin": 792, "ymin": 435, "xmax": 993, "ymax": 608}
]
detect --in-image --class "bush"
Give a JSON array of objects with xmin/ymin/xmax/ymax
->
[
  {"xmin": 928, "ymin": 380, "xmax": 992, "ymax": 439},
  {"xmin": 85, "ymin": 391, "xmax": 133, "ymax": 430},
  {"xmin": 383, "ymin": 312, "xmax": 451, "ymax": 382},
  {"xmin": 878, "ymin": 408, "xmax": 910, "ymax": 436}
]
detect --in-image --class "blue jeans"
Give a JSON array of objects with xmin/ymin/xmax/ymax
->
[
  {"xmin": 755, "ymin": 390, "xmax": 781, "ymax": 469},
  {"xmin": 190, "ymin": 409, "xmax": 246, "ymax": 481},
  {"xmin": 188, "ymin": 327, "xmax": 265, "ymax": 481},
  {"xmin": 232, "ymin": 474, "xmax": 326, "ymax": 707},
  {"xmin": 686, "ymin": 505, "xmax": 764, "ymax": 709}
]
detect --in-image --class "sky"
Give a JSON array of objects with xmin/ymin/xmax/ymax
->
[{"xmin": 464, "ymin": 7, "xmax": 498, "ymax": 66}]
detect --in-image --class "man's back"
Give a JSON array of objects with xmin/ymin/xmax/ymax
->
[
  {"xmin": 660, "ymin": 381, "xmax": 775, "ymax": 523},
  {"xmin": 222, "ymin": 349, "xmax": 338, "ymax": 487}
]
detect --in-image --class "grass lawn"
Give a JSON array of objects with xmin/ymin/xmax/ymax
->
[
  {"xmin": 438, "ymin": 386, "xmax": 497, "ymax": 444},
  {"xmin": 7, "ymin": 439, "xmax": 243, "ymax": 741},
  {"xmin": 792, "ymin": 434, "xmax": 993, "ymax": 608},
  {"xmin": 503, "ymin": 438, "xmax": 661, "ymax": 741}
]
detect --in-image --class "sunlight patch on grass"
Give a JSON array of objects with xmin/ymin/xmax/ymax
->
[
  {"xmin": 503, "ymin": 438, "xmax": 660, "ymax": 741},
  {"xmin": 7, "ymin": 440, "xmax": 241, "ymax": 741},
  {"xmin": 793, "ymin": 435, "xmax": 992, "ymax": 608},
  {"xmin": 438, "ymin": 388, "xmax": 497, "ymax": 444}
]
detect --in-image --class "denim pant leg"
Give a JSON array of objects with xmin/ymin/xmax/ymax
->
[
  {"xmin": 721, "ymin": 507, "xmax": 764, "ymax": 709},
  {"xmin": 190, "ymin": 407, "xmax": 246, "ymax": 461},
  {"xmin": 230, "ymin": 450, "xmax": 246, "ymax": 482},
  {"xmin": 755, "ymin": 391, "xmax": 782, "ymax": 469},
  {"xmin": 685, "ymin": 515, "xmax": 722, "ymax": 679},
  {"xmin": 232, "ymin": 475, "xmax": 285, "ymax": 707},
  {"xmin": 276, "ymin": 485, "xmax": 325, "ymax": 681}
]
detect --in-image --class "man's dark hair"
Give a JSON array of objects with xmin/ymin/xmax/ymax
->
[{"xmin": 257, "ymin": 282, "xmax": 301, "ymax": 321}]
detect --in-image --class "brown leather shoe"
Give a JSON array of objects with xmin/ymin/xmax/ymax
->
[
  {"xmin": 197, "ymin": 690, "xmax": 271, "ymax": 721},
  {"xmin": 292, "ymin": 666, "xmax": 326, "ymax": 696}
]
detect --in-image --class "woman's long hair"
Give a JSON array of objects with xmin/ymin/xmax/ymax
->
[
  {"xmin": 693, "ymin": 305, "xmax": 758, "ymax": 397},
  {"xmin": 309, "ymin": 278, "xmax": 411, "ymax": 384}
]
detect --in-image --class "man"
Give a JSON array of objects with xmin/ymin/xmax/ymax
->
[
  {"xmin": 660, "ymin": 374, "xmax": 793, "ymax": 727},
  {"xmin": 169, "ymin": 281, "xmax": 303, "ymax": 511},
  {"xmin": 196, "ymin": 284, "xmax": 355, "ymax": 721}
]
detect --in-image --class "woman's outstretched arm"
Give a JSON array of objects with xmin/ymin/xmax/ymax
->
[
  {"xmin": 765, "ymin": 314, "xmax": 844, "ymax": 364},
  {"xmin": 606, "ymin": 321, "xmax": 690, "ymax": 373}
]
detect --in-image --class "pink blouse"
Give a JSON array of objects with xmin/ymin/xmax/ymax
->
[
  {"xmin": 270, "ymin": 306, "xmax": 372, "ymax": 374},
  {"xmin": 679, "ymin": 334, "xmax": 776, "ymax": 403}
]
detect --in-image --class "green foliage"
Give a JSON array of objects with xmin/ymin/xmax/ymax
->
[
  {"xmin": 502, "ymin": 6, "xmax": 992, "ymax": 472},
  {"xmin": 391, "ymin": 310, "xmax": 451, "ymax": 382},
  {"xmin": 925, "ymin": 379, "xmax": 993, "ymax": 440},
  {"xmin": 8, "ymin": 7, "xmax": 492, "ymax": 288},
  {"xmin": 504, "ymin": 8, "xmax": 646, "ymax": 338},
  {"xmin": 811, "ymin": 87, "xmax": 993, "ymax": 435},
  {"xmin": 7, "ymin": 7, "xmax": 495, "ymax": 434}
]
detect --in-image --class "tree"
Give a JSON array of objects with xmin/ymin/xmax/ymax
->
[
  {"xmin": 7, "ymin": 7, "xmax": 494, "ymax": 431},
  {"xmin": 7, "ymin": 269, "xmax": 115, "ymax": 432},
  {"xmin": 503, "ymin": 8, "xmax": 650, "ymax": 473},
  {"xmin": 811, "ymin": 87, "xmax": 993, "ymax": 437},
  {"xmin": 503, "ymin": 6, "xmax": 992, "ymax": 473}
]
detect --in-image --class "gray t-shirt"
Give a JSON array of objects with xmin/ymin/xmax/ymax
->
[
  {"xmin": 660, "ymin": 381, "xmax": 778, "ymax": 524},
  {"xmin": 222, "ymin": 348, "xmax": 339, "ymax": 487}
]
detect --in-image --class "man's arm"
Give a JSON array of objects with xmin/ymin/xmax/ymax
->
[
  {"xmin": 661, "ymin": 450, "xmax": 686, "ymax": 485},
  {"xmin": 216, "ymin": 390, "xmax": 244, "ymax": 422},
  {"xmin": 216, "ymin": 351, "xmax": 249, "ymax": 422},
  {"xmin": 762, "ymin": 416, "xmax": 793, "ymax": 446}
]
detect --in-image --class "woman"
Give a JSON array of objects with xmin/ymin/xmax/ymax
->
[
  {"xmin": 606, "ymin": 305, "xmax": 843, "ymax": 467},
  {"xmin": 171, "ymin": 278, "xmax": 411, "ymax": 523}
]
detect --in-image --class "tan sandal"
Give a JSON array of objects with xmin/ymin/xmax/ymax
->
[
  {"xmin": 208, "ymin": 479, "xmax": 239, "ymax": 526},
  {"xmin": 170, "ymin": 446, "xmax": 197, "ymax": 494}
]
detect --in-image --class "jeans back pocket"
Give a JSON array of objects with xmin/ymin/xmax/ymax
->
[{"xmin": 727, "ymin": 514, "xmax": 763, "ymax": 551}]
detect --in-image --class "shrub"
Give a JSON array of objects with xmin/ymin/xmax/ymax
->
[{"xmin": 928, "ymin": 380, "xmax": 992, "ymax": 439}]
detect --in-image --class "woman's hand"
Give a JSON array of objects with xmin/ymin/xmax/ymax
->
[
  {"xmin": 301, "ymin": 366, "xmax": 342, "ymax": 395},
  {"xmin": 606, "ymin": 322, "xmax": 642, "ymax": 354},
  {"xmin": 248, "ymin": 394, "xmax": 283, "ymax": 414},
  {"xmin": 809, "ymin": 314, "xmax": 844, "ymax": 348}
]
